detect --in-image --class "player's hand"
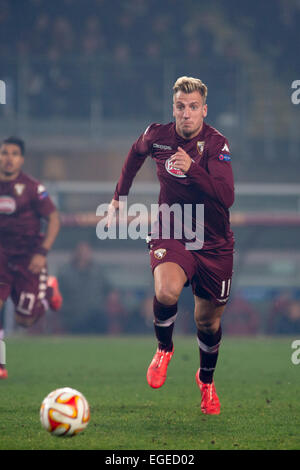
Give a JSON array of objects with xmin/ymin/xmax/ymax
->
[
  {"xmin": 106, "ymin": 199, "xmax": 125, "ymax": 228},
  {"xmin": 169, "ymin": 146, "xmax": 192, "ymax": 173},
  {"xmin": 28, "ymin": 254, "xmax": 47, "ymax": 274}
]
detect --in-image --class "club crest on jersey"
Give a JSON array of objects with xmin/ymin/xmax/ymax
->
[
  {"xmin": 154, "ymin": 248, "xmax": 167, "ymax": 260},
  {"xmin": 14, "ymin": 183, "xmax": 25, "ymax": 196},
  {"xmin": 0, "ymin": 196, "xmax": 16, "ymax": 214},
  {"xmin": 165, "ymin": 157, "xmax": 186, "ymax": 178},
  {"xmin": 197, "ymin": 141, "xmax": 205, "ymax": 156}
]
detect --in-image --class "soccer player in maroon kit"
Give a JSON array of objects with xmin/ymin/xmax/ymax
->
[
  {"xmin": 108, "ymin": 77, "xmax": 234, "ymax": 414},
  {"xmin": 0, "ymin": 137, "xmax": 63, "ymax": 379}
]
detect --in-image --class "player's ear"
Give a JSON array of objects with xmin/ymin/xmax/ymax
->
[
  {"xmin": 203, "ymin": 104, "xmax": 208, "ymax": 118},
  {"xmin": 172, "ymin": 102, "xmax": 176, "ymax": 118}
]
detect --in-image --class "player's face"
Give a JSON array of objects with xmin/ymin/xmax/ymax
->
[
  {"xmin": 0, "ymin": 144, "xmax": 24, "ymax": 178},
  {"xmin": 173, "ymin": 91, "xmax": 207, "ymax": 139}
]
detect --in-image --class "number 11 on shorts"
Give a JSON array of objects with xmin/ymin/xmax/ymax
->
[
  {"xmin": 220, "ymin": 279, "xmax": 231, "ymax": 302},
  {"xmin": 221, "ymin": 279, "xmax": 231, "ymax": 297}
]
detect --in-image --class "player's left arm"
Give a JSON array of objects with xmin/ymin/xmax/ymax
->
[
  {"xmin": 39, "ymin": 209, "xmax": 61, "ymax": 252},
  {"xmin": 28, "ymin": 209, "xmax": 61, "ymax": 274},
  {"xmin": 170, "ymin": 139, "xmax": 234, "ymax": 209},
  {"xmin": 28, "ymin": 183, "xmax": 61, "ymax": 274}
]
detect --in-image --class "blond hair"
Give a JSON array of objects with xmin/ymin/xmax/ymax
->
[{"xmin": 173, "ymin": 76, "xmax": 208, "ymax": 103}]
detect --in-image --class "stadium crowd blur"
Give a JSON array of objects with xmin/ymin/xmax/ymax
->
[
  {"xmin": 1, "ymin": 0, "xmax": 299, "ymax": 121},
  {"xmin": 1, "ymin": 0, "xmax": 300, "ymax": 336}
]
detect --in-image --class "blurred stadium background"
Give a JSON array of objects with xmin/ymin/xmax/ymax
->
[{"xmin": 1, "ymin": 0, "xmax": 300, "ymax": 337}]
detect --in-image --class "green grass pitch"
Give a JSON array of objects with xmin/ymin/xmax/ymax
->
[{"xmin": 0, "ymin": 335, "xmax": 299, "ymax": 450}]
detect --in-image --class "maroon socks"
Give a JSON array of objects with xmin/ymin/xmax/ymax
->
[
  {"xmin": 153, "ymin": 296, "xmax": 177, "ymax": 352},
  {"xmin": 197, "ymin": 326, "xmax": 222, "ymax": 383},
  {"xmin": 152, "ymin": 295, "xmax": 222, "ymax": 382}
]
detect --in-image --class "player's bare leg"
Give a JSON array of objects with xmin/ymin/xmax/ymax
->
[
  {"xmin": 14, "ymin": 312, "xmax": 40, "ymax": 328},
  {"xmin": 147, "ymin": 262, "xmax": 187, "ymax": 388},
  {"xmin": 194, "ymin": 296, "xmax": 226, "ymax": 414}
]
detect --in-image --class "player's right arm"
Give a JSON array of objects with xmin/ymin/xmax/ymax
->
[
  {"xmin": 107, "ymin": 199, "xmax": 121, "ymax": 228},
  {"xmin": 107, "ymin": 124, "xmax": 156, "ymax": 227}
]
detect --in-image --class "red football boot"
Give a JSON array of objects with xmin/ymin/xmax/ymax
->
[
  {"xmin": 147, "ymin": 346, "xmax": 174, "ymax": 389},
  {"xmin": 0, "ymin": 365, "xmax": 8, "ymax": 379},
  {"xmin": 47, "ymin": 276, "xmax": 63, "ymax": 311},
  {"xmin": 195, "ymin": 369, "xmax": 220, "ymax": 415}
]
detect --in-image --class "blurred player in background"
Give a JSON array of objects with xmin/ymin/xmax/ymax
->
[
  {"xmin": 0, "ymin": 137, "xmax": 62, "ymax": 379},
  {"xmin": 108, "ymin": 77, "xmax": 235, "ymax": 414}
]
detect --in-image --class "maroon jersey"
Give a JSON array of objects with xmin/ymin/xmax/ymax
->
[
  {"xmin": 114, "ymin": 121, "xmax": 235, "ymax": 251},
  {"xmin": 0, "ymin": 171, "xmax": 56, "ymax": 256}
]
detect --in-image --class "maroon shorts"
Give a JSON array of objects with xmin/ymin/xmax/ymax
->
[
  {"xmin": 0, "ymin": 249, "xmax": 49, "ymax": 320},
  {"xmin": 148, "ymin": 238, "xmax": 234, "ymax": 306}
]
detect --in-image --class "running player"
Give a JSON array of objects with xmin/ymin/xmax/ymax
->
[
  {"xmin": 0, "ymin": 137, "xmax": 62, "ymax": 379},
  {"xmin": 108, "ymin": 77, "xmax": 235, "ymax": 414}
]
